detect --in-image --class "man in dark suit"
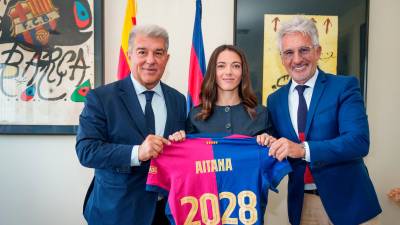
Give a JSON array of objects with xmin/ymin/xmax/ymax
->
[
  {"xmin": 265, "ymin": 16, "xmax": 381, "ymax": 225},
  {"xmin": 76, "ymin": 24, "xmax": 186, "ymax": 225}
]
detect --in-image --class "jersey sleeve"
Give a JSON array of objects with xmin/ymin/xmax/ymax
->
[
  {"xmin": 145, "ymin": 145, "xmax": 173, "ymax": 197},
  {"xmin": 261, "ymin": 148, "xmax": 292, "ymax": 192}
]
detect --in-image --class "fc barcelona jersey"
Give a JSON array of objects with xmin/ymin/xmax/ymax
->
[{"xmin": 146, "ymin": 136, "xmax": 291, "ymax": 225}]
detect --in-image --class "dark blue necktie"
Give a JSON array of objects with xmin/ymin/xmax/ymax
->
[
  {"xmin": 295, "ymin": 85, "xmax": 314, "ymax": 184},
  {"xmin": 296, "ymin": 85, "xmax": 308, "ymax": 141},
  {"xmin": 143, "ymin": 91, "xmax": 155, "ymax": 134}
]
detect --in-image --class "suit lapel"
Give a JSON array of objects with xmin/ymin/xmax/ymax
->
[
  {"xmin": 161, "ymin": 83, "xmax": 173, "ymax": 138},
  {"xmin": 280, "ymin": 82, "xmax": 299, "ymax": 141},
  {"xmin": 118, "ymin": 76, "xmax": 148, "ymax": 138},
  {"xmin": 305, "ymin": 71, "xmax": 327, "ymax": 136}
]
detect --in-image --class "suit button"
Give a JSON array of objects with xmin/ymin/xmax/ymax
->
[
  {"xmin": 225, "ymin": 123, "xmax": 231, "ymax": 129},
  {"xmin": 225, "ymin": 106, "xmax": 230, "ymax": 112}
]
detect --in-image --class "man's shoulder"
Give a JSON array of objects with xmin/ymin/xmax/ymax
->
[
  {"xmin": 92, "ymin": 79, "xmax": 122, "ymax": 94},
  {"xmin": 267, "ymin": 84, "xmax": 288, "ymax": 103},
  {"xmin": 321, "ymin": 73, "xmax": 360, "ymax": 91},
  {"xmin": 321, "ymin": 71, "xmax": 358, "ymax": 83},
  {"xmin": 87, "ymin": 80, "xmax": 123, "ymax": 101}
]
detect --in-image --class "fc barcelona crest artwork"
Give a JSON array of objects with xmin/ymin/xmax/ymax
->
[
  {"xmin": 0, "ymin": 0, "xmax": 102, "ymax": 133},
  {"xmin": 8, "ymin": 0, "xmax": 60, "ymax": 48},
  {"xmin": 1, "ymin": 0, "xmax": 93, "ymax": 50}
]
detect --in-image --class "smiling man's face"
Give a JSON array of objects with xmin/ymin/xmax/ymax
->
[
  {"xmin": 128, "ymin": 34, "xmax": 169, "ymax": 89},
  {"xmin": 280, "ymin": 32, "xmax": 321, "ymax": 84}
]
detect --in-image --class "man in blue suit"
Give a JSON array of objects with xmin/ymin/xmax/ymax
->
[
  {"xmin": 266, "ymin": 16, "xmax": 381, "ymax": 225},
  {"xmin": 76, "ymin": 24, "xmax": 186, "ymax": 225}
]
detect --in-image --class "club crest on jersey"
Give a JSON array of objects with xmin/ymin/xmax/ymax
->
[
  {"xmin": 8, "ymin": 0, "xmax": 60, "ymax": 47},
  {"xmin": 195, "ymin": 158, "xmax": 233, "ymax": 174},
  {"xmin": 149, "ymin": 166, "xmax": 158, "ymax": 174}
]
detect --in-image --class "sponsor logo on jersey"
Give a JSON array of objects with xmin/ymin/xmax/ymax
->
[{"xmin": 149, "ymin": 165, "xmax": 158, "ymax": 174}]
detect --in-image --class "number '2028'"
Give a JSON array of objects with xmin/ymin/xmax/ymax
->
[{"xmin": 180, "ymin": 190, "xmax": 258, "ymax": 225}]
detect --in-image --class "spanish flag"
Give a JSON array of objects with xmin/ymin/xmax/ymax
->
[{"xmin": 117, "ymin": 0, "xmax": 137, "ymax": 80}]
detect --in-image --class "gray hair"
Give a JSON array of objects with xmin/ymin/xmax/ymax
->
[
  {"xmin": 277, "ymin": 16, "xmax": 319, "ymax": 51},
  {"xmin": 128, "ymin": 24, "xmax": 169, "ymax": 53}
]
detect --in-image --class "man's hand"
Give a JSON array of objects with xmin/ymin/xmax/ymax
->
[
  {"xmin": 256, "ymin": 133, "xmax": 276, "ymax": 147},
  {"xmin": 138, "ymin": 135, "xmax": 171, "ymax": 161},
  {"xmin": 269, "ymin": 137, "xmax": 305, "ymax": 161},
  {"xmin": 168, "ymin": 130, "xmax": 186, "ymax": 142}
]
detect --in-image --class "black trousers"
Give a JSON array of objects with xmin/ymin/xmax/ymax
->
[{"xmin": 151, "ymin": 199, "xmax": 170, "ymax": 225}]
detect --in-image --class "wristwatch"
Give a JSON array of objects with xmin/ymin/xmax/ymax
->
[{"xmin": 300, "ymin": 142, "xmax": 306, "ymax": 160}]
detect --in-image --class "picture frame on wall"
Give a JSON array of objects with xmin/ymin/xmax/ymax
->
[
  {"xmin": 0, "ymin": 0, "xmax": 104, "ymax": 134},
  {"xmin": 234, "ymin": 0, "xmax": 369, "ymax": 103}
]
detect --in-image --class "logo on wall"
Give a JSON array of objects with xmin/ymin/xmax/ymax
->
[
  {"xmin": 0, "ymin": 0, "xmax": 94, "ymax": 103},
  {"xmin": 1, "ymin": 0, "xmax": 93, "ymax": 51},
  {"xmin": 8, "ymin": 0, "xmax": 60, "ymax": 48}
]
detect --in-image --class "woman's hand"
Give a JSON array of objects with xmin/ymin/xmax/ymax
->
[
  {"xmin": 168, "ymin": 130, "xmax": 186, "ymax": 142},
  {"xmin": 256, "ymin": 133, "xmax": 276, "ymax": 147}
]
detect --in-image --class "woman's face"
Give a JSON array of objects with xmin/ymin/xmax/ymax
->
[{"xmin": 215, "ymin": 50, "xmax": 242, "ymax": 93}]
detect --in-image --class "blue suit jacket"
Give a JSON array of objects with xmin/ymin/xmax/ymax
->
[
  {"xmin": 267, "ymin": 71, "xmax": 381, "ymax": 225},
  {"xmin": 76, "ymin": 76, "xmax": 186, "ymax": 225}
]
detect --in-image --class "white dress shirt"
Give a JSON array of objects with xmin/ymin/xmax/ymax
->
[{"xmin": 130, "ymin": 75, "xmax": 167, "ymax": 166}]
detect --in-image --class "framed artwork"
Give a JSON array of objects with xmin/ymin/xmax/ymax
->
[
  {"xmin": 234, "ymin": 0, "xmax": 369, "ymax": 103},
  {"xmin": 0, "ymin": 0, "xmax": 104, "ymax": 134}
]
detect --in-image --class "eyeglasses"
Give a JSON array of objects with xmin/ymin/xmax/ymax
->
[{"xmin": 281, "ymin": 46, "xmax": 314, "ymax": 61}]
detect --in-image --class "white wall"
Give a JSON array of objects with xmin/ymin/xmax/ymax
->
[
  {"xmin": 0, "ymin": 136, "xmax": 92, "ymax": 225},
  {"xmin": 105, "ymin": 0, "xmax": 234, "ymax": 91},
  {"xmin": 0, "ymin": 0, "xmax": 399, "ymax": 224},
  {"xmin": 366, "ymin": 0, "xmax": 400, "ymax": 223}
]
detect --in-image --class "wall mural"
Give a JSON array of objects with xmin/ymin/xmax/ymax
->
[{"xmin": 0, "ymin": 0, "xmax": 102, "ymax": 134}]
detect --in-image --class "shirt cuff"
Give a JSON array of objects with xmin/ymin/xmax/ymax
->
[
  {"xmin": 131, "ymin": 145, "xmax": 141, "ymax": 166},
  {"xmin": 304, "ymin": 142, "xmax": 311, "ymax": 162}
]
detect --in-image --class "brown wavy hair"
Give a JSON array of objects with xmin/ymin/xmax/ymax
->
[{"xmin": 196, "ymin": 45, "xmax": 258, "ymax": 120}]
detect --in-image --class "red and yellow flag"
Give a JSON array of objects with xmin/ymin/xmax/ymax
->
[{"xmin": 117, "ymin": 0, "xmax": 137, "ymax": 80}]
